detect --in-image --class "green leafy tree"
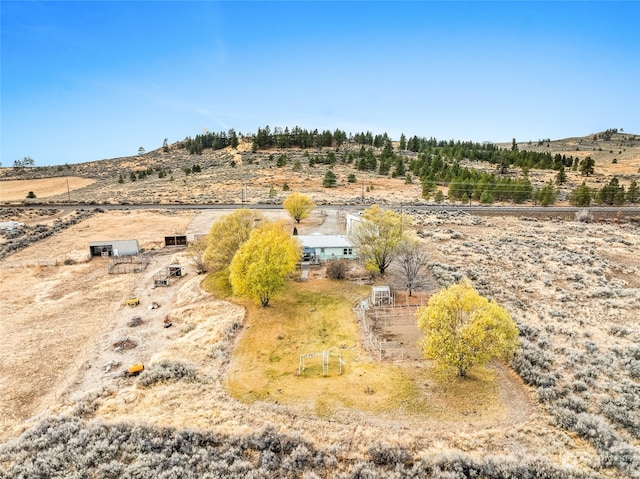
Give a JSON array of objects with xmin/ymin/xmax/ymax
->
[
  {"xmin": 349, "ymin": 204, "xmax": 410, "ymax": 275},
  {"xmin": 399, "ymin": 133, "xmax": 407, "ymax": 150},
  {"xmin": 556, "ymin": 165, "xmax": 567, "ymax": 185},
  {"xmin": 479, "ymin": 189, "xmax": 494, "ymax": 205},
  {"xmin": 597, "ymin": 177, "xmax": 624, "ymax": 206},
  {"xmin": 26, "ymin": 191, "xmax": 36, "ymax": 199},
  {"xmin": 283, "ymin": 192, "xmax": 316, "ymax": 223},
  {"xmin": 538, "ymin": 182, "xmax": 557, "ymax": 206},
  {"xmin": 229, "ymin": 221, "xmax": 302, "ymax": 306},
  {"xmin": 579, "ymin": 156, "xmax": 595, "ymax": 176},
  {"xmin": 569, "ymin": 182, "xmax": 592, "ymax": 207},
  {"xmin": 323, "ymin": 170, "xmax": 337, "ymax": 188},
  {"xmin": 229, "ymin": 129, "xmax": 239, "ymax": 149},
  {"xmin": 416, "ymin": 282, "xmax": 519, "ymax": 377},
  {"xmin": 138, "ymin": 146, "xmax": 145, "ymax": 156},
  {"xmin": 434, "ymin": 190, "xmax": 444, "ymax": 203},
  {"xmin": 162, "ymin": 138, "xmax": 169, "ymax": 152},
  {"xmin": 204, "ymin": 209, "xmax": 264, "ymax": 272},
  {"xmin": 627, "ymin": 180, "xmax": 639, "ymax": 204}
]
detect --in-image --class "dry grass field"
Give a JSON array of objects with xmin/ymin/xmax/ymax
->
[
  {"xmin": 0, "ymin": 177, "xmax": 95, "ymax": 203},
  {"xmin": 1, "ymin": 132, "xmax": 639, "ymax": 477}
]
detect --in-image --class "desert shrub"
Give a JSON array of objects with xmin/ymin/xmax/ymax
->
[
  {"xmin": 575, "ymin": 209, "xmax": 594, "ymax": 223},
  {"xmin": 367, "ymin": 441, "xmax": 412, "ymax": 466},
  {"xmin": 407, "ymin": 452, "xmax": 598, "ymax": 479},
  {"xmin": 224, "ymin": 320, "xmax": 241, "ymax": 340},
  {"xmin": 608, "ymin": 325, "xmax": 632, "ymax": 337},
  {"xmin": 326, "ymin": 260, "xmax": 347, "ymax": 280},
  {"xmin": 623, "ymin": 346, "xmax": 640, "ymax": 378},
  {"xmin": 601, "ymin": 390, "xmax": 640, "ymax": 439},
  {"xmin": 138, "ymin": 361, "xmax": 197, "ymax": 387},
  {"xmin": 511, "ymin": 337, "xmax": 556, "ymax": 388},
  {"xmin": 0, "ymin": 415, "xmax": 613, "ymax": 479}
]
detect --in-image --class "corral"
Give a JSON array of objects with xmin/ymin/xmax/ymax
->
[{"xmin": 153, "ymin": 264, "xmax": 186, "ymax": 287}]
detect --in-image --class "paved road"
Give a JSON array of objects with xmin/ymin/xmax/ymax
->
[{"xmin": 2, "ymin": 202, "xmax": 640, "ymax": 218}]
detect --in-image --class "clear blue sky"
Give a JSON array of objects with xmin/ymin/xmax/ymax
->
[{"xmin": 2, "ymin": 1, "xmax": 639, "ymax": 166}]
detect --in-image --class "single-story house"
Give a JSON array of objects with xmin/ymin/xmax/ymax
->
[
  {"xmin": 89, "ymin": 239, "xmax": 139, "ymax": 257},
  {"xmin": 296, "ymin": 233, "xmax": 357, "ymax": 263}
]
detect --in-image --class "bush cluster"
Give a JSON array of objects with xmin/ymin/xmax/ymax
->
[
  {"xmin": 0, "ymin": 209, "xmax": 98, "ymax": 260},
  {"xmin": 138, "ymin": 361, "xmax": 197, "ymax": 387},
  {"xmin": 326, "ymin": 260, "xmax": 347, "ymax": 280},
  {"xmin": 0, "ymin": 417, "xmax": 600, "ymax": 479}
]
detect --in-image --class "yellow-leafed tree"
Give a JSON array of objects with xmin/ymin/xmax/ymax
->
[
  {"xmin": 349, "ymin": 204, "xmax": 411, "ymax": 275},
  {"xmin": 229, "ymin": 221, "xmax": 302, "ymax": 306},
  {"xmin": 204, "ymin": 209, "xmax": 263, "ymax": 272},
  {"xmin": 283, "ymin": 192, "xmax": 316, "ymax": 223},
  {"xmin": 416, "ymin": 282, "xmax": 519, "ymax": 377}
]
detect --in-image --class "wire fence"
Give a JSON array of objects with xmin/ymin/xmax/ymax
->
[
  {"xmin": 357, "ymin": 297, "xmax": 427, "ymax": 361},
  {"xmin": 2, "ymin": 252, "xmax": 92, "ymax": 269}
]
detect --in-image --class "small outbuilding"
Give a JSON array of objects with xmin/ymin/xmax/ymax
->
[
  {"xmin": 89, "ymin": 239, "xmax": 139, "ymax": 257},
  {"xmin": 296, "ymin": 234, "xmax": 357, "ymax": 263},
  {"xmin": 371, "ymin": 286, "xmax": 392, "ymax": 306},
  {"xmin": 153, "ymin": 264, "xmax": 187, "ymax": 287},
  {"xmin": 164, "ymin": 235, "xmax": 187, "ymax": 247}
]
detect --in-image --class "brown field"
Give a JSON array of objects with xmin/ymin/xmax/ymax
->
[
  {"xmin": 0, "ymin": 176, "xmax": 95, "ymax": 202},
  {"xmin": 1, "ymin": 133, "xmax": 639, "ymax": 477}
]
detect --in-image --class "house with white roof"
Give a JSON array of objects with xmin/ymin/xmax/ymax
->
[{"xmin": 296, "ymin": 233, "xmax": 357, "ymax": 263}]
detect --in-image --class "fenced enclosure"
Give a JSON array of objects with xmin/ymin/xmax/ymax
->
[
  {"xmin": 2, "ymin": 252, "xmax": 92, "ymax": 269},
  {"xmin": 108, "ymin": 254, "xmax": 149, "ymax": 274},
  {"xmin": 357, "ymin": 292, "xmax": 429, "ymax": 362}
]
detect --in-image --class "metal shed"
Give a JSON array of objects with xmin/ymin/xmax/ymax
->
[{"xmin": 89, "ymin": 239, "xmax": 139, "ymax": 257}]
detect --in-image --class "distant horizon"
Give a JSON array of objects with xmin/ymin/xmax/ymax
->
[
  {"xmin": 2, "ymin": 1, "xmax": 639, "ymax": 166},
  {"xmin": 2, "ymin": 126, "xmax": 639, "ymax": 168}
]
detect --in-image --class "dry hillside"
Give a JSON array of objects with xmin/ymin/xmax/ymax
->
[{"xmin": 0, "ymin": 131, "xmax": 638, "ymax": 206}]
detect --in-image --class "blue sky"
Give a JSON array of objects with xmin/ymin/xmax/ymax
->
[{"xmin": 2, "ymin": 1, "xmax": 639, "ymax": 166}]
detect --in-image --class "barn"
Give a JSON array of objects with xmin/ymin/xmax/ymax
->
[
  {"xmin": 89, "ymin": 239, "xmax": 139, "ymax": 257},
  {"xmin": 296, "ymin": 234, "xmax": 357, "ymax": 263}
]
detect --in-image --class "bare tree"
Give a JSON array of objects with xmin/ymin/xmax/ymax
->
[
  {"xmin": 396, "ymin": 239, "xmax": 429, "ymax": 296},
  {"xmin": 186, "ymin": 237, "xmax": 208, "ymax": 274}
]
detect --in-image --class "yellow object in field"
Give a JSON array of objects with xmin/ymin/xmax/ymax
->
[
  {"xmin": 128, "ymin": 363, "xmax": 144, "ymax": 375},
  {"xmin": 125, "ymin": 296, "xmax": 140, "ymax": 307}
]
